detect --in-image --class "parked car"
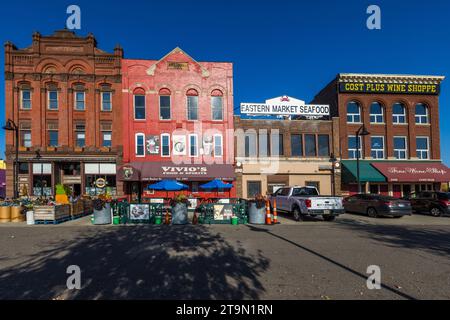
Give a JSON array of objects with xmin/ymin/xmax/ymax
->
[
  {"xmin": 403, "ymin": 191, "xmax": 450, "ymax": 217},
  {"xmin": 343, "ymin": 194, "xmax": 412, "ymax": 218},
  {"xmin": 267, "ymin": 186, "xmax": 344, "ymax": 221}
]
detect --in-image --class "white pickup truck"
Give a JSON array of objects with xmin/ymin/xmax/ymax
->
[{"xmin": 267, "ymin": 186, "xmax": 344, "ymax": 221}]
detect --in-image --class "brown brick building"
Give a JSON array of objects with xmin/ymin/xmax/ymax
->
[
  {"xmin": 234, "ymin": 115, "xmax": 341, "ymax": 198},
  {"xmin": 4, "ymin": 30, "xmax": 123, "ymax": 198},
  {"xmin": 312, "ymin": 73, "xmax": 450, "ymax": 197}
]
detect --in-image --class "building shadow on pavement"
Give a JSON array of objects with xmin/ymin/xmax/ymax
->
[{"xmin": 0, "ymin": 225, "xmax": 269, "ymax": 300}]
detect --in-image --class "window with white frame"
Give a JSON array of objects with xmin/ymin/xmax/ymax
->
[
  {"xmin": 134, "ymin": 94, "xmax": 146, "ymax": 120},
  {"xmin": 189, "ymin": 134, "xmax": 198, "ymax": 157},
  {"xmin": 394, "ymin": 136, "xmax": 407, "ymax": 159},
  {"xmin": 211, "ymin": 95, "xmax": 223, "ymax": 121},
  {"xmin": 392, "ymin": 103, "xmax": 406, "ymax": 124},
  {"xmin": 214, "ymin": 134, "xmax": 223, "ymax": 157},
  {"xmin": 161, "ymin": 134, "xmax": 170, "ymax": 157},
  {"xmin": 415, "ymin": 103, "xmax": 429, "ymax": 124},
  {"xmin": 48, "ymin": 90, "xmax": 58, "ymax": 110},
  {"xmin": 371, "ymin": 136, "xmax": 385, "ymax": 159},
  {"xmin": 348, "ymin": 135, "xmax": 362, "ymax": 159},
  {"xmin": 101, "ymin": 92, "xmax": 112, "ymax": 111},
  {"xmin": 135, "ymin": 133, "xmax": 145, "ymax": 156},
  {"xmin": 74, "ymin": 91, "xmax": 85, "ymax": 110},
  {"xmin": 187, "ymin": 95, "xmax": 199, "ymax": 120},
  {"xmin": 159, "ymin": 95, "xmax": 171, "ymax": 120},
  {"xmin": 347, "ymin": 101, "xmax": 361, "ymax": 123},
  {"xmin": 370, "ymin": 102, "xmax": 384, "ymax": 123},
  {"xmin": 21, "ymin": 89, "xmax": 32, "ymax": 109},
  {"xmin": 416, "ymin": 137, "xmax": 429, "ymax": 159}
]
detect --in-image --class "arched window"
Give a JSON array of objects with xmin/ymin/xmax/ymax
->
[
  {"xmin": 133, "ymin": 88, "xmax": 146, "ymax": 120},
  {"xmin": 159, "ymin": 88, "xmax": 171, "ymax": 120},
  {"xmin": 71, "ymin": 67, "xmax": 85, "ymax": 74},
  {"xmin": 415, "ymin": 103, "xmax": 429, "ymax": 124},
  {"xmin": 370, "ymin": 102, "xmax": 384, "ymax": 123},
  {"xmin": 43, "ymin": 65, "xmax": 57, "ymax": 74},
  {"xmin": 186, "ymin": 89, "xmax": 199, "ymax": 120},
  {"xmin": 347, "ymin": 101, "xmax": 361, "ymax": 123},
  {"xmin": 211, "ymin": 89, "xmax": 223, "ymax": 121},
  {"xmin": 392, "ymin": 103, "xmax": 406, "ymax": 124}
]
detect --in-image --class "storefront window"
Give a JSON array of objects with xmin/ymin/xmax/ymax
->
[
  {"xmin": 85, "ymin": 175, "xmax": 116, "ymax": 196},
  {"xmin": 318, "ymin": 135, "xmax": 330, "ymax": 157},
  {"xmin": 416, "ymin": 137, "xmax": 429, "ymax": 159},
  {"xmin": 33, "ymin": 175, "xmax": 52, "ymax": 196},
  {"xmin": 393, "ymin": 103, "xmax": 406, "ymax": 124},
  {"xmin": 305, "ymin": 134, "xmax": 316, "ymax": 157},
  {"xmin": 134, "ymin": 94, "xmax": 146, "ymax": 120},
  {"xmin": 247, "ymin": 181, "xmax": 262, "ymax": 198},
  {"xmin": 415, "ymin": 103, "xmax": 429, "ymax": 124},
  {"xmin": 394, "ymin": 136, "xmax": 407, "ymax": 159},
  {"xmin": 62, "ymin": 163, "xmax": 81, "ymax": 175},
  {"xmin": 347, "ymin": 102, "xmax": 361, "ymax": 123},
  {"xmin": 370, "ymin": 102, "xmax": 384, "ymax": 123},
  {"xmin": 291, "ymin": 134, "xmax": 303, "ymax": 157},
  {"xmin": 348, "ymin": 136, "xmax": 362, "ymax": 159},
  {"xmin": 371, "ymin": 136, "xmax": 385, "ymax": 159}
]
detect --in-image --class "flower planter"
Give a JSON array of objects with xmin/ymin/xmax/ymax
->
[
  {"xmin": 171, "ymin": 202, "xmax": 189, "ymax": 225},
  {"xmin": 11, "ymin": 206, "xmax": 25, "ymax": 222},
  {"xmin": 0, "ymin": 206, "xmax": 11, "ymax": 223},
  {"xmin": 34, "ymin": 205, "xmax": 71, "ymax": 223},
  {"xmin": 93, "ymin": 203, "xmax": 112, "ymax": 225},
  {"xmin": 248, "ymin": 201, "xmax": 266, "ymax": 225}
]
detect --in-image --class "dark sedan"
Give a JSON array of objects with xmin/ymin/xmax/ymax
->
[
  {"xmin": 343, "ymin": 194, "xmax": 412, "ymax": 218},
  {"xmin": 403, "ymin": 191, "xmax": 450, "ymax": 217}
]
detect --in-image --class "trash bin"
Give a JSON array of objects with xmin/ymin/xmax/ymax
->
[
  {"xmin": 248, "ymin": 201, "xmax": 266, "ymax": 224},
  {"xmin": 112, "ymin": 216, "xmax": 120, "ymax": 225},
  {"xmin": 93, "ymin": 203, "xmax": 112, "ymax": 225},
  {"xmin": 171, "ymin": 203, "xmax": 189, "ymax": 225},
  {"xmin": 231, "ymin": 216, "xmax": 239, "ymax": 225},
  {"xmin": 154, "ymin": 215, "xmax": 162, "ymax": 225},
  {"xmin": 26, "ymin": 210, "xmax": 34, "ymax": 225}
]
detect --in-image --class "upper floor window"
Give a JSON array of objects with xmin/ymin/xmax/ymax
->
[
  {"xmin": 189, "ymin": 134, "xmax": 198, "ymax": 157},
  {"xmin": 101, "ymin": 122, "xmax": 112, "ymax": 147},
  {"xmin": 415, "ymin": 103, "xmax": 429, "ymax": 124},
  {"xmin": 159, "ymin": 89, "xmax": 171, "ymax": 120},
  {"xmin": 187, "ymin": 89, "xmax": 199, "ymax": 120},
  {"xmin": 291, "ymin": 134, "xmax": 303, "ymax": 157},
  {"xmin": 161, "ymin": 134, "xmax": 171, "ymax": 157},
  {"xmin": 19, "ymin": 122, "xmax": 32, "ymax": 148},
  {"xmin": 416, "ymin": 137, "xmax": 429, "ymax": 159},
  {"xmin": 370, "ymin": 102, "xmax": 384, "ymax": 123},
  {"xmin": 347, "ymin": 102, "xmax": 361, "ymax": 123},
  {"xmin": 318, "ymin": 134, "xmax": 330, "ymax": 157},
  {"xmin": 47, "ymin": 122, "xmax": 59, "ymax": 147},
  {"xmin": 101, "ymin": 92, "xmax": 112, "ymax": 111},
  {"xmin": 394, "ymin": 136, "xmax": 407, "ymax": 159},
  {"xmin": 371, "ymin": 136, "xmax": 385, "ymax": 159},
  {"xmin": 270, "ymin": 134, "xmax": 284, "ymax": 156},
  {"xmin": 74, "ymin": 122, "xmax": 85, "ymax": 147},
  {"xmin": 134, "ymin": 91, "xmax": 146, "ymax": 120},
  {"xmin": 305, "ymin": 134, "xmax": 316, "ymax": 157},
  {"xmin": 135, "ymin": 133, "xmax": 145, "ymax": 156},
  {"xmin": 74, "ymin": 91, "xmax": 85, "ymax": 110},
  {"xmin": 244, "ymin": 132, "xmax": 258, "ymax": 157},
  {"xmin": 211, "ymin": 90, "xmax": 223, "ymax": 121},
  {"xmin": 392, "ymin": 103, "xmax": 406, "ymax": 124},
  {"xmin": 348, "ymin": 135, "xmax": 362, "ymax": 159},
  {"xmin": 48, "ymin": 90, "xmax": 58, "ymax": 110},
  {"xmin": 214, "ymin": 134, "xmax": 223, "ymax": 157},
  {"xmin": 20, "ymin": 89, "xmax": 32, "ymax": 109}
]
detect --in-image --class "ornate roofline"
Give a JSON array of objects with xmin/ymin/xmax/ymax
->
[{"xmin": 338, "ymin": 73, "xmax": 445, "ymax": 85}]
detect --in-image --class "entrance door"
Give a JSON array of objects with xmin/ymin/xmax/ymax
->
[{"xmin": 393, "ymin": 185, "xmax": 402, "ymax": 198}]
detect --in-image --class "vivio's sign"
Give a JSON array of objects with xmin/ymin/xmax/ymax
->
[
  {"xmin": 161, "ymin": 166, "xmax": 208, "ymax": 177},
  {"xmin": 339, "ymin": 82, "xmax": 440, "ymax": 95},
  {"xmin": 240, "ymin": 96, "xmax": 330, "ymax": 118}
]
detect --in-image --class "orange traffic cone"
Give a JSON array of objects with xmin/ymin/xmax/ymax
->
[
  {"xmin": 272, "ymin": 198, "xmax": 279, "ymax": 224},
  {"xmin": 265, "ymin": 200, "xmax": 272, "ymax": 225}
]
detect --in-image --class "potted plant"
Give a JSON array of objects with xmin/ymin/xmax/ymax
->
[
  {"xmin": 55, "ymin": 184, "xmax": 69, "ymax": 204},
  {"xmin": 170, "ymin": 194, "xmax": 191, "ymax": 225},
  {"xmin": 92, "ymin": 193, "xmax": 113, "ymax": 225}
]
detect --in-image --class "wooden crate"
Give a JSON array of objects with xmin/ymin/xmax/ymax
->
[
  {"xmin": 34, "ymin": 205, "xmax": 71, "ymax": 221},
  {"xmin": 70, "ymin": 201, "xmax": 84, "ymax": 216},
  {"xmin": 83, "ymin": 199, "xmax": 93, "ymax": 214}
]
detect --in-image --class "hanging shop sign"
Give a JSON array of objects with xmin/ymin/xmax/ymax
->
[
  {"xmin": 339, "ymin": 82, "xmax": 440, "ymax": 95},
  {"xmin": 240, "ymin": 96, "xmax": 329, "ymax": 117},
  {"xmin": 95, "ymin": 178, "xmax": 106, "ymax": 188},
  {"xmin": 146, "ymin": 135, "xmax": 160, "ymax": 155}
]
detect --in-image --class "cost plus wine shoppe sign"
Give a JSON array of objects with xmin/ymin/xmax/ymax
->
[{"xmin": 339, "ymin": 82, "xmax": 440, "ymax": 95}]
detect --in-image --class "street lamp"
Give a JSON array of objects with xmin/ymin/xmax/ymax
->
[
  {"xmin": 356, "ymin": 124, "xmax": 370, "ymax": 194},
  {"xmin": 34, "ymin": 150, "xmax": 44, "ymax": 198},
  {"xmin": 329, "ymin": 153, "xmax": 337, "ymax": 196},
  {"xmin": 3, "ymin": 119, "xmax": 19, "ymax": 199}
]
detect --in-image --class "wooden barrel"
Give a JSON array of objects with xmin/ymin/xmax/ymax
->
[{"xmin": 0, "ymin": 206, "xmax": 12, "ymax": 223}]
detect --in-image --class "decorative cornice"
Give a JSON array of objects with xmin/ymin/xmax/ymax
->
[{"xmin": 338, "ymin": 73, "xmax": 445, "ymax": 85}]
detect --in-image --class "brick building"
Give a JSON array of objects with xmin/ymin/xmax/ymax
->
[
  {"xmin": 234, "ymin": 113, "xmax": 341, "ymax": 198},
  {"xmin": 312, "ymin": 73, "xmax": 450, "ymax": 196},
  {"xmin": 117, "ymin": 47, "xmax": 235, "ymax": 201},
  {"xmin": 4, "ymin": 30, "xmax": 123, "ymax": 198}
]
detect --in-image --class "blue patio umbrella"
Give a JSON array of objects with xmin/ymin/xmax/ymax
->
[
  {"xmin": 147, "ymin": 179, "xmax": 188, "ymax": 199},
  {"xmin": 200, "ymin": 179, "xmax": 233, "ymax": 198}
]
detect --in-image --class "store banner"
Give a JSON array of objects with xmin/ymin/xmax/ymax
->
[
  {"xmin": 339, "ymin": 82, "xmax": 440, "ymax": 95},
  {"xmin": 172, "ymin": 135, "xmax": 187, "ymax": 155},
  {"xmin": 146, "ymin": 135, "xmax": 160, "ymax": 155},
  {"xmin": 371, "ymin": 162, "xmax": 450, "ymax": 182}
]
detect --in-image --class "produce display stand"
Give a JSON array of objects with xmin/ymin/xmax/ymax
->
[
  {"xmin": 33, "ymin": 204, "xmax": 71, "ymax": 224},
  {"xmin": 70, "ymin": 198, "xmax": 94, "ymax": 220},
  {"xmin": 198, "ymin": 198, "xmax": 247, "ymax": 225}
]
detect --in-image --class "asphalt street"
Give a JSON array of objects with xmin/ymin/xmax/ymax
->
[{"xmin": 0, "ymin": 213, "xmax": 449, "ymax": 300}]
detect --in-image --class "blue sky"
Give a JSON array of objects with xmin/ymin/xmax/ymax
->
[{"xmin": 1, "ymin": 0, "xmax": 449, "ymax": 164}]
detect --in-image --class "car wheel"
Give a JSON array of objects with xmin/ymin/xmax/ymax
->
[
  {"xmin": 323, "ymin": 215, "xmax": 336, "ymax": 222},
  {"xmin": 430, "ymin": 207, "xmax": 443, "ymax": 217},
  {"xmin": 292, "ymin": 207, "xmax": 301, "ymax": 221},
  {"xmin": 367, "ymin": 207, "xmax": 378, "ymax": 218}
]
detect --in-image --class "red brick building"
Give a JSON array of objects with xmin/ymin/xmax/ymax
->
[
  {"xmin": 4, "ymin": 30, "xmax": 123, "ymax": 198},
  {"xmin": 118, "ymin": 48, "xmax": 235, "ymax": 201},
  {"xmin": 312, "ymin": 73, "xmax": 450, "ymax": 196}
]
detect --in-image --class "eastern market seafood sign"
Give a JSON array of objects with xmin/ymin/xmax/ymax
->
[
  {"xmin": 339, "ymin": 82, "xmax": 440, "ymax": 95},
  {"xmin": 240, "ymin": 96, "xmax": 330, "ymax": 117}
]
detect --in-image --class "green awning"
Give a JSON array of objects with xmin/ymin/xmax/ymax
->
[{"xmin": 341, "ymin": 160, "xmax": 386, "ymax": 183}]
